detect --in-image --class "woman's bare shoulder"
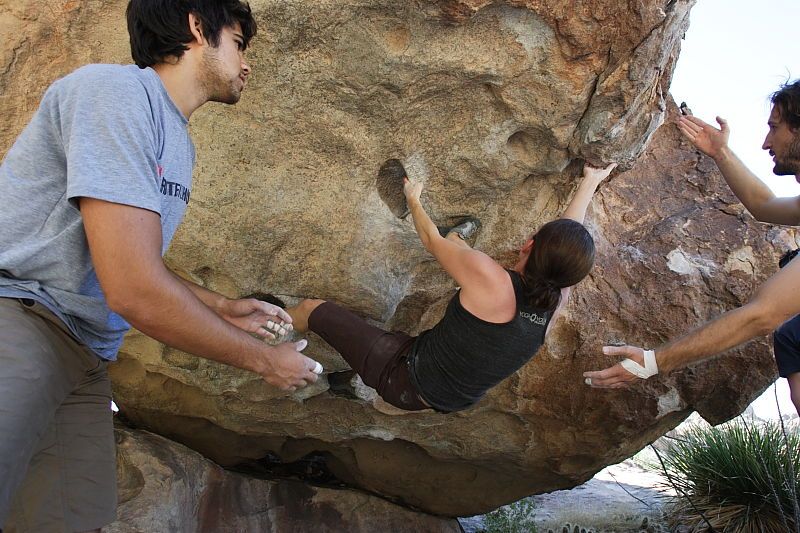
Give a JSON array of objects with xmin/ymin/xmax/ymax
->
[{"xmin": 458, "ymin": 251, "xmax": 516, "ymax": 321}]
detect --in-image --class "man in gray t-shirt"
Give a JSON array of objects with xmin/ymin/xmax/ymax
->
[{"xmin": 0, "ymin": 2, "xmax": 320, "ymax": 531}]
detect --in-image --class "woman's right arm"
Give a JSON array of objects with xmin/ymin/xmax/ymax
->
[
  {"xmin": 404, "ymin": 178, "xmax": 506, "ymax": 291},
  {"xmin": 404, "ymin": 178, "xmax": 441, "ymax": 250}
]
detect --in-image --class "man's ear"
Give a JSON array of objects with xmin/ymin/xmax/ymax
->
[{"xmin": 188, "ymin": 12, "xmax": 205, "ymax": 45}]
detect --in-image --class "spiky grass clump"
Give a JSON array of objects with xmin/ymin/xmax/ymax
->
[
  {"xmin": 661, "ymin": 420, "xmax": 800, "ymax": 532},
  {"xmin": 483, "ymin": 498, "xmax": 538, "ymax": 533}
]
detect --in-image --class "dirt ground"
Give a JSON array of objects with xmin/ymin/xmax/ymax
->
[{"xmin": 459, "ymin": 458, "xmax": 672, "ymax": 533}]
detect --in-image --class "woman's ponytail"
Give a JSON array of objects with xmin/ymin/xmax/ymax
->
[
  {"xmin": 520, "ymin": 219, "xmax": 595, "ymax": 312},
  {"xmin": 522, "ymin": 276, "xmax": 562, "ymax": 311}
]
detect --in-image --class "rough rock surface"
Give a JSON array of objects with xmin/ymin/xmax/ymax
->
[
  {"xmin": 1, "ymin": 0, "xmax": 791, "ymax": 518},
  {"xmin": 110, "ymin": 424, "xmax": 460, "ymax": 532}
]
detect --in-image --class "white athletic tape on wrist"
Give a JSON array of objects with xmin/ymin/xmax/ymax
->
[
  {"xmin": 312, "ymin": 362, "xmax": 323, "ymax": 374},
  {"xmin": 620, "ymin": 349, "xmax": 658, "ymax": 379}
]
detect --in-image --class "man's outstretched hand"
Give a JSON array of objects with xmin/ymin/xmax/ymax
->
[
  {"xmin": 583, "ymin": 345, "xmax": 645, "ymax": 388},
  {"xmin": 677, "ymin": 115, "xmax": 730, "ymax": 160}
]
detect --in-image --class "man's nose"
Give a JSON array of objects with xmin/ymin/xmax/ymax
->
[{"xmin": 241, "ymin": 60, "xmax": 251, "ymax": 77}]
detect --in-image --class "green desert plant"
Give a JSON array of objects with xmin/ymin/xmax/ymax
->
[
  {"xmin": 483, "ymin": 497, "xmax": 538, "ymax": 533},
  {"xmin": 659, "ymin": 419, "xmax": 800, "ymax": 532}
]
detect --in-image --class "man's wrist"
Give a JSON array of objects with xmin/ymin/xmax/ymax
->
[
  {"xmin": 620, "ymin": 348, "xmax": 658, "ymax": 378},
  {"xmin": 213, "ymin": 294, "xmax": 231, "ymax": 316},
  {"xmin": 712, "ymin": 145, "xmax": 733, "ymax": 164},
  {"xmin": 653, "ymin": 347, "xmax": 672, "ymax": 373},
  {"xmin": 247, "ymin": 344, "xmax": 273, "ymax": 376}
]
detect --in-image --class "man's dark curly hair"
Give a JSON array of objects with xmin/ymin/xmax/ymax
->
[
  {"xmin": 126, "ymin": 0, "xmax": 257, "ymax": 68},
  {"xmin": 771, "ymin": 79, "xmax": 800, "ymax": 130}
]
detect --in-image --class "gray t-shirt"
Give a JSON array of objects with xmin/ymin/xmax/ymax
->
[{"xmin": 0, "ymin": 64, "xmax": 195, "ymax": 360}]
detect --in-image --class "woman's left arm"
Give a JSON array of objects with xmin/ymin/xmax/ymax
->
[
  {"xmin": 561, "ymin": 163, "xmax": 616, "ymax": 223},
  {"xmin": 544, "ymin": 163, "xmax": 616, "ymax": 334}
]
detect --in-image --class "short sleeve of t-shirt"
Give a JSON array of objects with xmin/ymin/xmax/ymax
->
[{"xmin": 60, "ymin": 67, "xmax": 163, "ymax": 214}]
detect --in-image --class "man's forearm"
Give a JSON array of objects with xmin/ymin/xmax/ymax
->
[
  {"xmin": 658, "ymin": 258, "xmax": 800, "ymax": 372},
  {"xmin": 586, "ymin": 243, "xmax": 800, "ymax": 388},
  {"xmin": 655, "ymin": 302, "xmax": 774, "ymax": 373},
  {"xmin": 714, "ymin": 147, "xmax": 777, "ymax": 219},
  {"xmin": 171, "ymin": 272, "xmax": 227, "ymax": 314},
  {"xmin": 113, "ymin": 269, "xmax": 271, "ymax": 375}
]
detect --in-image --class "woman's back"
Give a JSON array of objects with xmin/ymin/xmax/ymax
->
[{"xmin": 409, "ymin": 270, "xmax": 551, "ymax": 412}]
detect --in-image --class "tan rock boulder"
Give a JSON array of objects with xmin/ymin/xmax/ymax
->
[
  {"xmin": 112, "ymin": 103, "xmax": 786, "ymax": 516},
  {"xmin": 2, "ymin": 0, "xmax": 787, "ymax": 518},
  {"xmin": 110, "ymin": 424, "xmax": 460, "ymax": 532}
]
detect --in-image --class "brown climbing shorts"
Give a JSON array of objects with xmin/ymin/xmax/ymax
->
[
  {"xmin": 0, "ymin": 297, "xmax": 117, "ymax": 532},
  {"xmin": 308, "ymin": 301, "xmax": 429, "ymax": 411}
]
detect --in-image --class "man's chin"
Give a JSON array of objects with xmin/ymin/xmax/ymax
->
[
  {"xmin": 211, "ymin": 92, "xmax": 241, "ymax": 105},
  {"xmin": 774, "ymin": 162, "xmax": 799, "ymax": 176}
]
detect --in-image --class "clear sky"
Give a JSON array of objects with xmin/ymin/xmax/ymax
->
[{"xmin": 670, "ymin": 0, "xmax": 800, "ymax": 419}]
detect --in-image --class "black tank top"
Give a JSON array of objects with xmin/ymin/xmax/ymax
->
[{"xmin": 408, "ymin": 270, "xmax": 551, "ymax": 412}]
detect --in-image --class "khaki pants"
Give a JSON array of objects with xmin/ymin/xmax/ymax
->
[{"xmin": 0, "ymin": 298, "xmax": 116, "ymax": 532}]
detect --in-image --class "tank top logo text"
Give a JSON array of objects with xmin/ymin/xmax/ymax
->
[{"xmin": 519, "ymin": 311, "xmax": 546, "ymax": 325}]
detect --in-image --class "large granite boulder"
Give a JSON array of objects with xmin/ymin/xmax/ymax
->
[
  {"xmin": 110, "ymin": 424, "xmax": 460, "ymax": 532},
  {"xmin": 2, "ymin": 0, "xmax": 789, "ymax": 518}
]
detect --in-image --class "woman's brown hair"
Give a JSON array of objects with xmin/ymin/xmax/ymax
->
[{"xmin": 521, "ymin": 218, "xmax": 595, "ymax": 312}]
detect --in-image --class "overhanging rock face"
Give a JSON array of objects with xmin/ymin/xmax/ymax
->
[
  {"xmin": 2, "ymin": 0, "xmax": 788, "ymax": 517},
  {"xmin": 110, "ymin": 426, "xmax": 461, "ymax": 532}
]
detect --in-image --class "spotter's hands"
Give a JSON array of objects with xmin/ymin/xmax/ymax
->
[
  {"xmin": 220, "ymin": 297, "xmax": 293, "ymax": 339},
  {"xmin": 677, "ymin": 115, "xmax": 730, "ymax": 160},
  {"xmin": 583, "ymin": 345, "xmax": 648, "ymax": 388}
]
